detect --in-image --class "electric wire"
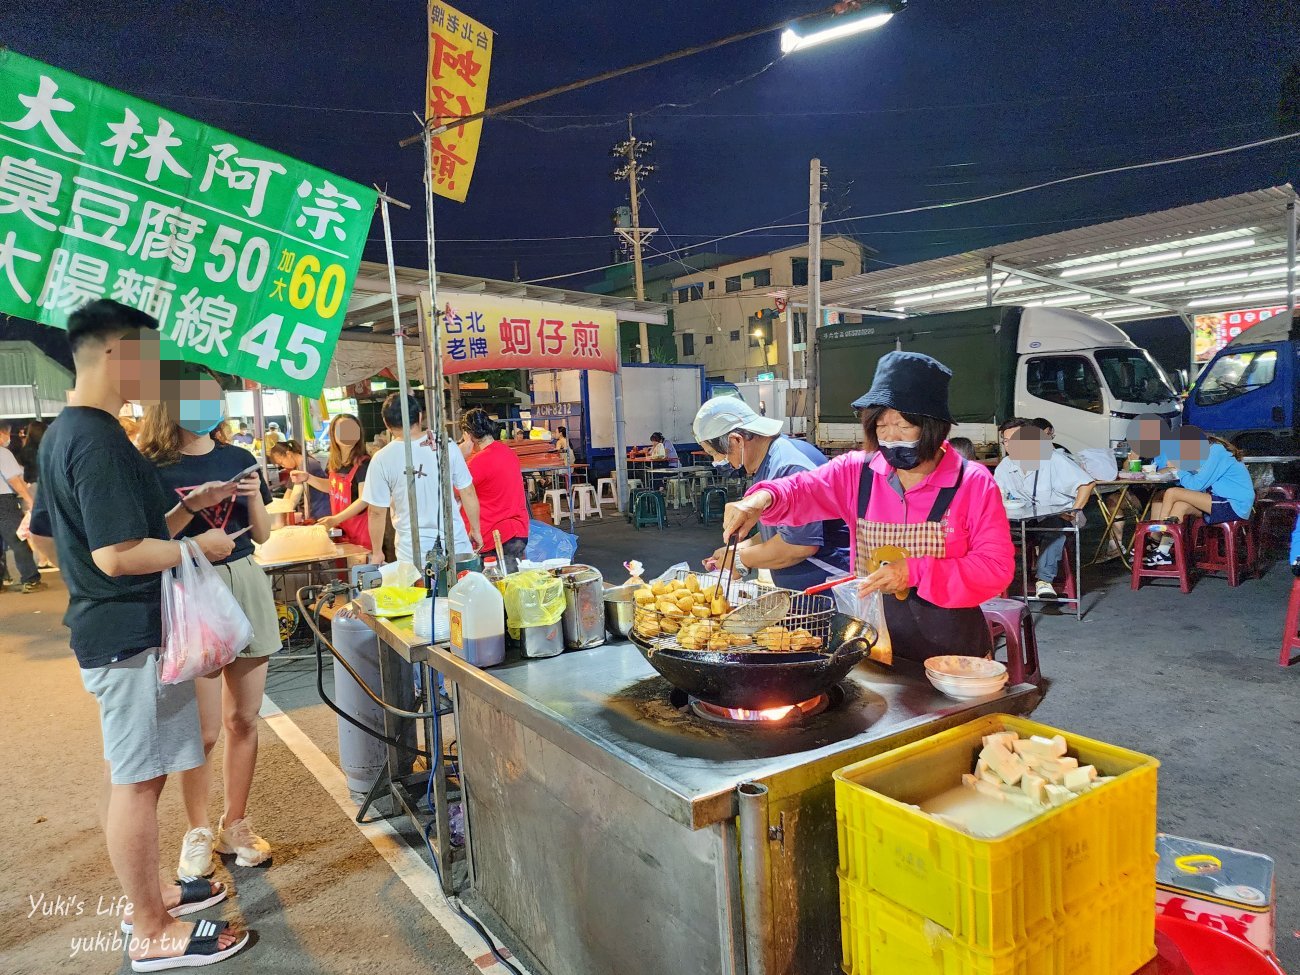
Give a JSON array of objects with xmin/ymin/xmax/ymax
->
[{"xmin": 524, "ymin": 129, "xmax": 1300, "ymax": 284}]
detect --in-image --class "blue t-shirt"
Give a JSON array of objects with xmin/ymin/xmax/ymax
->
[
  {"xmin": 751, "ymin": 436, "xmax": 851, "ymax": 589},
  {"xmin": 303, "ymin": 453, "xmax": 332, "ymax": 520},
  {"xmin": 1156, "ymin": 442, "xmax": 1253, "ymax": 519}
]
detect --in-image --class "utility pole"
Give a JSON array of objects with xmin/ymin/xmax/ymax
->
[
  {"xmin": 804, "ymin": 157, "xmax": 824, "ymax": 438},
  {"xmin": 612, "ymin": 115, "xmax": 657, "ymax": 362}
]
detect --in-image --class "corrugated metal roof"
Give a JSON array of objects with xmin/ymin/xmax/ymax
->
[
  {"xmin": 0, "ymin": 340, "xmax": 73, "ymax": 389},
  {"xmin": 779, "ymin": 186, "xmax": 1297, "ymax": 322}
]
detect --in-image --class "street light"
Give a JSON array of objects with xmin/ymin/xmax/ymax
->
[{"xmin": 780, "ymin": 2, "xmax": 902, "ymax": 54}]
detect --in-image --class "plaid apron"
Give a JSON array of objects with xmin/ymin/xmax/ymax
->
[{"xmin": 856, "ymin": 458, "xmax": 991, "ymax": 662}]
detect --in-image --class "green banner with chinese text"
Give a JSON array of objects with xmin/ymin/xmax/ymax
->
[{"xmin": 0, "ymin": 50, "xmax": 377, "ymax": 396}]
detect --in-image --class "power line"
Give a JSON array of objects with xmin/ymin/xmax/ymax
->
[{"xmin": 524, "ymin": 129, "xmax": 1300, "ymax": 284}]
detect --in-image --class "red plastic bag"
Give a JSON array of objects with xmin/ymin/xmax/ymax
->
[{"xmin": 160, "ymin": 539, "xmax": 253, "ymax": 684}]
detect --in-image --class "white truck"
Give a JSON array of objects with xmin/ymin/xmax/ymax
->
[
  {"xmin": 733, "ymin": 378, "xmax": 809, "ymax": 438},
  {"xmin": 817, "ymin": 306, "xmax": 1182, "ymax": 454}
]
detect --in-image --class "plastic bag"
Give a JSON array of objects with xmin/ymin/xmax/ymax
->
[
  {"xmin": 525, "ymin": 520, "xmax": 578, "ymax": 563},
  {"xmin": 831, "ymin": 579, "xmax": 893, "ymax": 665},
  {"xmin": 160, "ymin": 539, "xmax": 254, "ymax": 684},
  {"xmin": 502, "ymin": 569, "xmax": 566, "ymax": 638},
  {"xmin": 362, "ymin": 586, "xmax": 428, "ymax": 618}
]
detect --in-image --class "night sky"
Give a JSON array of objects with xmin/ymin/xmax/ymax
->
[{"xmin": 1, "ymin": 0, "xmax": 1297, "ymax": 296}]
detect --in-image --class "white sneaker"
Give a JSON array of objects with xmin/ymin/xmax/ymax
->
[
  {"xmin": 1034, "ymin": 580, "xmax": 1057, "ymax": 599},
  {"xmin": 216, "ymin": 814, "xmax": 271, "ymax": 867},
  {"xmin": 177, "ymin": 826, "xmax": 216, "ymax": 879}
]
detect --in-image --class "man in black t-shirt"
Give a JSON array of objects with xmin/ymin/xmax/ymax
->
[{"xmin": 28, "ymin": 300, "xmax": 250, "ymax": 968}]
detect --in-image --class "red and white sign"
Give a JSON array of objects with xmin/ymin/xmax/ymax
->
[{"xmin": 1193, "ymin": 304, "xmax": 1288, "ymax": 361}]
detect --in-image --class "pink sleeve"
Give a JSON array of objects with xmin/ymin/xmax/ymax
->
[
  {"xmin": 749, "ymin": 451, "xmax": 862, "ymax": 529},
  {"xmin": 907, "ymin": 467, "xmax": 1015, "ymax": 607}
]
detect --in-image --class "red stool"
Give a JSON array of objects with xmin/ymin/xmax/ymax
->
[
  {"xmin": 1262, "ymin": 483, "xmax": 1299, "ymax": 502},
  {"xmin": 980, "ymin": 598, "xmax": 1042, "ymax": 686},
  {"xmin": 1191, "ymin": 517, "xmax": 1256, "ymax": 586},
  {"xmin": 1280, "ymin": 578, "xmax": 1300, "ymax": 666},
  {"xmin": 1258, "ymin": 500, "xmax": 1300, "ymax": 553},
  {"xmin": 1131, "ymin": 520, "xmax": 1196, "ymax": 593},
  {"xmin": 1026, "ymin": 536, "xmax": 1077, "ymax": 601}
]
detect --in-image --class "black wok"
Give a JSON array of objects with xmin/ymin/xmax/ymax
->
[{"xmin": 631, "ymin": 612, "xmax": 879, "ymax": 710}]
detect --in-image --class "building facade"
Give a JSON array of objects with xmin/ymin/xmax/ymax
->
[{"xmin": 667, "ymin": 236, "xmax": 869, "ymax": 382}]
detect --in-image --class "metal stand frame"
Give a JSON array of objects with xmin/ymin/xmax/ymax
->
[{"xmin": 1015, "ymin": 515, "xmax": 1084, "ymax": 620}]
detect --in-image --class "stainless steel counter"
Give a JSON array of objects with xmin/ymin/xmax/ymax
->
[{"xmin": 425, "ymin": 640, "xmax": 1039, "ymax": 829}]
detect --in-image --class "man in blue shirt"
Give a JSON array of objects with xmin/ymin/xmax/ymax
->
[{"xmin": 693, "ymin": 397, "xmax": 850, "ymax": 589}]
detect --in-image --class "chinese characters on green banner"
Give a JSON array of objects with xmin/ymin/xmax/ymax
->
[{"xmin": 0, "ymin": 50, "xmax": 377, "ymax": 396}]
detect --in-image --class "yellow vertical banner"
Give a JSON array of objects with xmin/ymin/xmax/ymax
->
[{"xmin": 426, "ymin": 1, "xmax": 493, "ymax": 203}]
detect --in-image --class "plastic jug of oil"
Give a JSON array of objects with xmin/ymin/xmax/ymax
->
[{"xmin": 448, "ymin": 571, "xmax": 506, "ymax": 667}]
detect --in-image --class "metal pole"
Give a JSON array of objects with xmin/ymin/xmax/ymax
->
[
  {"xmin": 1287, "ymin": 198, "xmax": 1297, "ymax": 338},
  {"xmin": 627, "ymin": 116, "xmax": 650, "ymax": 363},
  {"xmin": 737, "ymin": 781, "xmax": 773, "ymax": 975},
  {"xmin": 424, "ymin": 131, "xmax": 460, "ymax": 580},
  {"xmin": 804, "ymin": 158, "xmax": 823, "ymax": 444},
  {"xmin": 414, "ymin": 299, "xmax": 438, "ymax": 437},
  {"xmin": 613, "ymin": 358, "xmax": 629, "ymax": 511},
  {"xmin": 379, "ymin": 195, "xmax": 424, "ymax": 572},
  {"xmin": 985, "ymin": 258, "xmax": 994, "ymax": 307},
  {"xmin": 251, "ymin": 382, "xmax": 266, "ymax": 470}
]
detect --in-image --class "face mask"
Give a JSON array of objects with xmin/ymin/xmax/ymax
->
[
  {"xmin": 878, "ymin": 438, "xmax": 923, "ymax": 471},
  {"xmin": 177, "ymin": 398, "xmax": 226, "ymax": 436}
]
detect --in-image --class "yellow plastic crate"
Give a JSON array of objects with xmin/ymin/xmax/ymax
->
[
  {"xmin": 834, "ymin": 714, "xmax": 1158, "ymax": 952},
  {"xmin": 839, "ymin": 871, "xmax": 1156, "ymax": 975}
]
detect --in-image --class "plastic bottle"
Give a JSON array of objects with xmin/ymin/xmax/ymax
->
[{"xmin": 448, "ymin": 571, "xmax": 506, "ymax": 667}]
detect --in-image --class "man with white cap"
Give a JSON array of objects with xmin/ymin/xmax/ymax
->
[{"xmin": 693, "ymin": 397, "xmax": 850, "ymax": 590}]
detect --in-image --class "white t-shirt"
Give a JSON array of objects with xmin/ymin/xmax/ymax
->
[
  {"xmin": 994, "ymin": 450, "xmax": 1092, "ymax": 508},
  {"xmin": 0, "ymin": 446, "xmax": 21, "ymax": 495},
  {"xmin": 362, "ymin": 431, "xmax": 474, "ymax": 566}
]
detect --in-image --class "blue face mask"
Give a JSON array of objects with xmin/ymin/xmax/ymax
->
[
  {"xmin": 178, "ymin": 398, "xmax": 226, "ymax": 436},
  {"xmin": 878, "ymin": 439, "xmax": 923, "ymax": 471}
]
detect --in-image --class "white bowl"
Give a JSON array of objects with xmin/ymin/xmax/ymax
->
[
  {"xmin": 926, "ymin": 670, "xmax": 1009, "ymax": 700},
  {"xmin": 925, "ymin": 655, "xmax": 1007, "ymax": 680}
]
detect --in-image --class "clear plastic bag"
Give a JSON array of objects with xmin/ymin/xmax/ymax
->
[
  {"xmin": 160, "ymin": 539, "xmax": 254, "ymax": 684},
  {"xmin": 525, "ymin": 520, "xmax": 579, "ymax": 563},
  {"xmin": 502, "ymin": 569, "xmax": 566, "ymax": 639},
  {"xmin": 832, "ymin": 579, "xmax": 893, "ymax": 665}
]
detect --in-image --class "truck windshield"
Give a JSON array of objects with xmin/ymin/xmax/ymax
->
[
  {"xmin": 1094, "ymin": 349, "xmax": 1176, "ymax": 405},
  {"xmin": 1194, "ymin": 349, "xmax": 1277, "ymax": 406}
]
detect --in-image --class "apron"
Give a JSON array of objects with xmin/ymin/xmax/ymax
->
[
  {"xmin": 329, "ymin": 460, "xmax": 371, "ymax": 549},
  {"xmin": 856, "ymin": 458, "xmax": 991, "ymax": 662}
]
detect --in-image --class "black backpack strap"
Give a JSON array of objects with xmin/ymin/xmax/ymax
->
[
  {"xmin": 857, "ymin": 453, "xmax": 876, "ymax": 520},
  {"xmin": 926, "ymin": 459, "xmax": 967, "ymax": 522}
]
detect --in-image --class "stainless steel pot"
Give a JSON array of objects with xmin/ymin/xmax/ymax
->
[
  {"xmin": 557, "ymin": 564, "xmax": 605, "ymax": 650},
  {"xmin": 604, "ymin": 585, "xmax": 636, "ymax": 640}
]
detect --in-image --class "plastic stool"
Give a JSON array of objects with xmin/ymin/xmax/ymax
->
[
  {"xmin": 544, "ymin": 488, "xmax": 572, "ymax": 524},
  {"xmin": 699, "ymin": 486, "xmax": 728, "ymax": 526},
  {"xmin": 1130, "ymin": 520, "xmax": 1195, "ymax": 593},
  {"xmin": 1279, "ymin": 577, "xmax": 1300, "ymax": 666},
  {"xmin": 570, "ymin": 483, "xmax": 602, "ymax": 522},
  {"xmin": 665, "ymin": 477, "xmax": 691, "ymax": 510},
  {"xmin": 633, "ymin": 490, "xmax": 665, "ymax": 530},
  {"xmin": 596, "ymin": 477, "xmax": 619, "ymax": 510},
  {"xmin": 1191, "ymin": 516, "xmax": 1255, "ymax": 587},
  {"xmin": 1258, "ymin": 500, "xmax": 1300, "ymax": 553},
  {"xmin": 1025, "ymin": 535, "xmax": 1078, "ymax": 601},
  {"xmin": 979, "ymin": 597, "xmax": 1041, "ymax": 687},
  {"xmin": 1262, "ymin": 483, "xmax": 1299, "ymax": 502}
]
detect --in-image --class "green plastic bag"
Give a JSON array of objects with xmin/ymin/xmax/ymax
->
[{"xmin": 502, "ymin": 569, "xmax": 566, "ymax": 639}]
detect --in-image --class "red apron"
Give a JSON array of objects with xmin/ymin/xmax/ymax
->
[{"xmin": 329, "ymin": 461, "xmax": 371, "ymax": 548}]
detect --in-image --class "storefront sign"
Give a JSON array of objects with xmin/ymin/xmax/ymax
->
[
  {"xmin": 1194, "ymin": 304, "xmax": 1288, "ymax": 361},
  {"xmin": 426, "ymin": 2, "xmax": 493, "ymax": 203},
  {"xmin": 0, "ymin": 50, "xmax": 376, "ymax": 396},
  {"xmin": 434, "ymin": 293, "xmax": 619, "ymax": 375}
]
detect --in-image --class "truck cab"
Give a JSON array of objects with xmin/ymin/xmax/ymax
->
[
  {"xmin": 1012, "ymin": 308, "xmax": 1180, "ymax": 455},
  {"xmin": 1183, "ymin": 309, "xmax": 1296, "ymax": 454}
]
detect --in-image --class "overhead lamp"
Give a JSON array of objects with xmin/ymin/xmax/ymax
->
[
  {"xmin": 1100, "ymin": 305, "xmax": 1159, "ymax": 317},
  {"xmin": 780, "ymin": 2, "xmax": 901, "ymax": 54},
  {"xmin": 1186, "ymin": 288, "xmax": 1293, "ymax": 308},
  {"xmin": 1184, "ymin": 238, "xmax": 1254, "ymax": 257},
  {"xmin": 1060, "ymin": 261, "xmax": 1117, "ymax": 278}
]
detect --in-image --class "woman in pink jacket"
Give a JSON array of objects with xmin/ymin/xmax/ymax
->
[{"xmin": 723, "ymin": 351, "xmax": 1014, "ymax": 662}]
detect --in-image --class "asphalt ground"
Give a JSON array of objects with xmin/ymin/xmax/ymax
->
[{"xmin": 4, "ymin": 504, "xmax": 1297, "ymax": 973}]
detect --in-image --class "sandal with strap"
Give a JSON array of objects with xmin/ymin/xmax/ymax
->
[
  {"xmin": 131, "ymin": 918, "xmax": 250, "ymax": 972},
  {"xmin": 120, "ymin": 879, "xmax": 228, "ymax": 934}
]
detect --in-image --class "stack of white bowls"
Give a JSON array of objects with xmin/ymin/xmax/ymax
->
[{"xmin": 924, "ymin": 655, "xmax": 1009, "ymax": 699}]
